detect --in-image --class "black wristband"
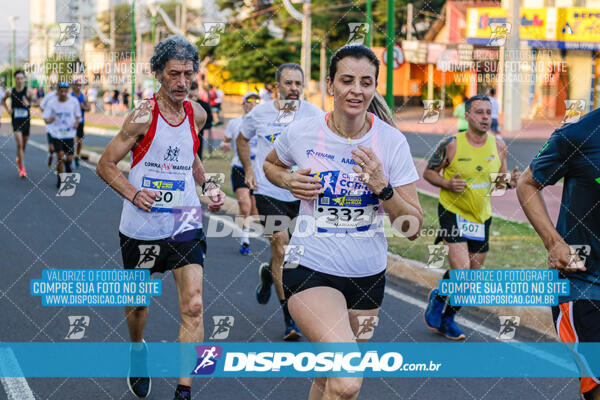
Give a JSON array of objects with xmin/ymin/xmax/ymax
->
[{"xmin": 131, "ymin": 190, "xmax": 141, "ymax": 205}]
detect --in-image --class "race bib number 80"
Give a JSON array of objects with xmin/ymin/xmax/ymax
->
[{"xmin": 142, "ymin": 177, "xmax": 185, "ymax": 212}]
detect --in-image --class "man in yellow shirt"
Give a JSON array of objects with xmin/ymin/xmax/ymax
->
[{"xmin": 423, "ymin": 94, "xmax": 520, "ymax": 339}]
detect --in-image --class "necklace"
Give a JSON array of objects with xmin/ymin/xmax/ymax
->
[{"xmin": 330, "ymin": 112, "xmax": 368, "ymax": 144}]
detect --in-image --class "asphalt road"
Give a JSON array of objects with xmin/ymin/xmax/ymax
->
[{"xmin": 0, "ymin": 125, "xmax": 578, "ymax": 400}]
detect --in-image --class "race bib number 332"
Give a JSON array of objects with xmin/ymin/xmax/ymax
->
[
  {"xmin": 141, "ymin": 177, "xmax": 185, "ymax": 212},
  {"xmin": 314, "ymin": 194, "xmax": 379, "ymax": 233}
]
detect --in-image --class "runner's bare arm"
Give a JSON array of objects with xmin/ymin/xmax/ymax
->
[
  {"xmin": 517, "ymin": 168, "xmax": 584, "ymax": 272},
  {"xmin": 496, "ymin": 138, "xmax": 520, "ymax": 187},
  {"xmin": 1, "ymin": 89, "xmax": 11, "ymax": 115},
  {"xmin": 190, "ymin": 101, "xmax": 208, "ymax": 186},
  {"xmin": 96, "ymin": 102, "xmax": 157, "ymax": 211},
  {"xmin": 236, "ymin": 134, "xmax": 253, "ymax": 171},
  {"xmin": 264, "ymin": 149, "xmax": 322, "ymax": 201},
  {"xmin": 423, "ymin": 136, "xmax": 459, "ymax": 190},
  {"xmin": 236, "ymin": 134, "xmax": 256, "ymax": 190},
  {"xmin": 388, "ymin": 183, "xmax": 423, "ymax": 240}
]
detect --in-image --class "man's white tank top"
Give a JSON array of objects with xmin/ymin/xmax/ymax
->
[{"xmin": 119, "ymin": 96, "xmax": 201, "ymax": 240}]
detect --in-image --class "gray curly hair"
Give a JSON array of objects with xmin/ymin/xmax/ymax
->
[{"xmin": 150, "ymin": 35, "xmax": 199, "ymax": 76}]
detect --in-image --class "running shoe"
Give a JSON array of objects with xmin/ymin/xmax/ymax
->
[
  {"xmin": 173, "ymin": 388, "xmax": 191, "ymax": 400},
  {"xmin": 47, "ymin": 154, "xmax": 53, "ymax": 168},
  {"xmin": 19, "ymin": 168, "xmax": 27, "ymax": 178},
  {"xmin": 424, "ymin": 289, "xmax": 445, "ymax": 330},
  {"xmin": 74, "ymin": 157, "xmax": 80, "ymax": 168},
  {"xmin": 56, "ymin": 175, "xmax": 61, "ymax": 188},
  {"xmin": 127, "ymin": 341, "xmax": 151, "ymax": 398},
  {"xmin": 283, "ymin": 320, "xmax": 301, "ymax": 341},
  {"xmin": 438, "ymin": 314, "xmax": 466, "ymax": 340},
  {"xmin": 16, "ymin": 157, "xmax": 22, "ymax": 173},
  {"xmin": 239, "ymin": 242, "xmax": 250, "ymax": 255},
  {"xmin": 255, "ymin": 263, "xmax": 272, "ymax": 305}
]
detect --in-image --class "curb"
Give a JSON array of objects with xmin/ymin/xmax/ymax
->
[{"xmin": 83, "ymin": 148, "xmax": 556, "ymax": 339}]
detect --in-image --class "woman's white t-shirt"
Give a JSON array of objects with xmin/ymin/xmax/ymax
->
[{"xmin": 274, "ymin": 113, "xmax": 419, "ymax": 277}]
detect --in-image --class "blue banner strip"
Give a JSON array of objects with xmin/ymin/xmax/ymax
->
[{"xmin": 0, "ymin": 342, "xmax": 595, "ymax": 378}]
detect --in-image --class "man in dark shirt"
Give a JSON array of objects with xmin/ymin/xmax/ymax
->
[
  {"xmin": 518, "ymin": 108, "xmax": 600, "ymax": 400},
  {"xmin": 189, "ymin": 81, "xmax": 212, "ymax": 160}
]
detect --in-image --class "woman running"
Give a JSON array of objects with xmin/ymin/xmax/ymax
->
[{"xmin": 264, "ymin": 45, "xmax": 423, "ymax": 399}]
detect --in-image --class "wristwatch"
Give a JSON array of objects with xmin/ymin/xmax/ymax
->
[{"xmin": 375, "ymin": 183, "xmax": 394, "ymax": 201}]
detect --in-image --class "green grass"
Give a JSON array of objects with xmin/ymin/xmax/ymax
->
[
  {"xmin": 84, "ymin": 144, "xmax": 548, "ymax": 269},
  {"xmin": 387, "ymin": 193, "xmax": 547, "ymax": 269}
]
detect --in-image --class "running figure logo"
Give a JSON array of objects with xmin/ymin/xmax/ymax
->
[
  {"xmin": 284, "ymin": 245, "xmax": 305, "ymax": 269},
  {"xmin": 201, "ymin": 173, "xmax": 225, "ymax": 197},
  {"xmin": 65, "ymin": 315, "xmax": 90, "ymax": 340},
  {"xmin": 321, "ymin": 172, "xmax": 335, "ymax": 194},
  {"xmin": 57, "ymin": 173, "xmax": 81, "ymax": 197},
  {"xmin": 355, "ymin": 316, "xmax": 379, "ymax": 340},
  {"xmin": 131, "ymin": 99, "xmax": 155, "ymax": 124},
  {"xmin": 487, "ymin": 22, "xmax": 511, "ymax": 46},
  {"xmin": 137, "ymin": 245, "xmax": 160, "ymax": 269},
  {"xmin": 427, "ymin": 245, "xmax": 449, "ymax": 269},
  {"xmin": 420, "ymin": 100, "xmax": 444, "ymax": 124},
  {"xmin": 191, "ymin": 345, "xmax": 222, "ymax": 375},
  {"xmin": 570, "ymin": 245, "xmax": 591, "ymax": 265},
  {"xmin": 562, "ymin": 99, "xmax": 586, "ymax": 124},
  {"xmin": 209, "ymin": 316, "xmax": 235, "ymax": 340},
  {"xmin": 170, "ymin": 207, "xmax": 203, "ymax": 241},
  {"xmin": 200, "ymin": 23, "xmax": 226, "ymax": 46},
  {"xmin": 488, "ymin": 172, "xmax": 511, "ymax": 197},
  {"xmin": 164, "ymin": 146, "xmax": 180, "ymax": 162},
  {"xmin": 497, "ymin": 316, "xmax": 520, "ymax": 340},
  {"xmin": 274, "ymin": 100, "xmax": 299, "ymax": 124},
  {"xmin": 56, "ymin": 23, "xmax": 81, "ymax": 47},
  {"xmin": 347, "ymin": 23, "xmax": 369, "ymax": 45}
]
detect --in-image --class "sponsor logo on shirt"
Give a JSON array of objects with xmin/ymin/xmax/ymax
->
[
  {"xmin": 457, "ymin": 158, "xmax": 471, "ymax": 162},
  {"xmin": 144, "ymin": 161, "xmax": 191, "ymax": 172},
  {"xmin": 486, "ymin": 154, "xmax": 496, "ymax": 161},
  {"xmin": 312, "ymin": 170, "xmax": 371, "ymax": 196},
  {"xmin": 306, "ymin": 149, "xmax": 335, "ymax": 161},
  {"xmin": 264, "ymin": 132, "xmax": 281, "ymax": 143},
  {"xmin": 341, "ymin": 157, "xmax": 357, "ymax": 165}
]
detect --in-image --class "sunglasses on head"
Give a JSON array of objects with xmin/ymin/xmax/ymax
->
[
  {"xmin": 244, "ymin": 97, "xmax": 260, "ymax": 104},
  {"xmin": 58, "ymin": 82, "xmax": 70, "ymax": 88}
]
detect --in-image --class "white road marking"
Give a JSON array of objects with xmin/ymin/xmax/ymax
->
[
  {"xmin": 384, "ymin": 286, "xmax": 572, "ymax": 372},
  {"xmin": 0, "ymin": 348, "xmax": 35, "ymax": 400}
]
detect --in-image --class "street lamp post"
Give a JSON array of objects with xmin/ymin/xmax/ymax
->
[
  {"xmin": 385, "ymin": 0, "xmax": 394, "ymax": 109},
  {"xmin": 8, "ymin": 16, "xmax": 19, "ymax": 88},
  {"xmin": 148, "ymin": 2, "xmax": 158, "ymax": 92},
  {"xmin": 131, "ymin": 0, "xmax": 136, "ymax": 109}
]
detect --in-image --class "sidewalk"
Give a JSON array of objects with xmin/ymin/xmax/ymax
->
[
  {"xmin": 413, "ymin": 158, "xmax": 562, "ymax": 225},
  {"xmin": 395, "ymin": 107, "xmax": 562, "ymax": 140}
]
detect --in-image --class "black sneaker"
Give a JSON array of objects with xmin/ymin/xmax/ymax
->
[
  {"xmin": 127, "ymin": 341, "xmax": 151, "ymax": 398},
  {"xmin": 173, "ymin": 388, "xmax": 191, "ymax": 400},
  {"xmin": 255, "ymin": 263, "xmax": 272, "ymax": 305},
  {"xmin": 56, "ymin": 175, "xmax": 61, "ymax": 188}
]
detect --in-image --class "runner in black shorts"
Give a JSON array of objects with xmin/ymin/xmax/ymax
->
[
  {"xmin": 1, "ymin": 69, "xmax": 36, "ymax": 178},
  {"xmin": 97, "ymin": 35, "xmax": 224, "ymax": 400},
  {"xmin": 423, "ymin": 95, "xmax": 519, "ymax": 340},
  {"xmin": 220, "ymin": 92, "xmax": 260, "ymax": 255},
  {"xmin": 518, "ymin": 107, "xmax": 600, "ymax": 400},
  {"xmin": 237, "ymin": 63, "xmax": 322, "ymax": 340},
  {"xmin": 263, "ymin": 45, "xmax": 422, "ymax": 399},
  {"xmin": 435, "ymin": 203, "xmax": 492, "ymax": 254}
]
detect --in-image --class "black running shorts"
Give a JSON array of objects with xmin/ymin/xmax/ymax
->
[
  {"xmin": 119, "ymin": 228, "xmax": 206, "ymax": 274},
  {"xmin": 283, "ymin": 264, "xmax": 385, "ymax": 310}
]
